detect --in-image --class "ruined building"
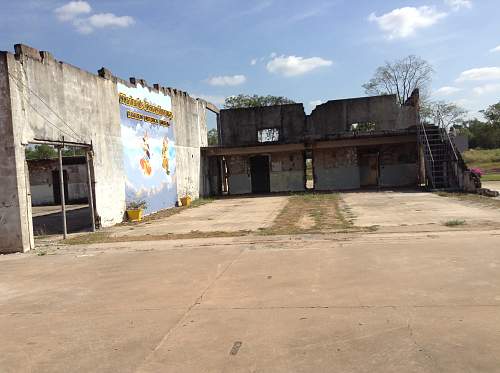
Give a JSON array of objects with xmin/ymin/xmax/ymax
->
[
  {"xmin": 0, "ymin": 43, "xmax": 476, "ymax": 254},
  {"xmin": 203, "ymin": 91, "xmax": 476, "ymax": 195}
]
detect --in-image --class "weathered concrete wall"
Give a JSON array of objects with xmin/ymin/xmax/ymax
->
[
  {"xmin": 167, "ymin": 89, "xmax": 208, "ymax": 199},
  {"xmin": 1, "ymin": 45, "xmax": 124, "ymax": 253},
  {"xmin": 308, "ymin": 94, "xmax": 418, "ymax": 137},
  {"xmin": 27, "ymin": 159, "xmax": 88, "ymax": 205},
  {"xmin": 0, "ymin": 51, "xmax": 28, "ymax": 253},
  {"xmin": 226, "ymin": 155, "xmax": 251, "ymax": 194},
  {"xmin": 314, "ymin": 147, "xmax": 360, "ymax": 190},
  {"xmin": 6, "ymin": 46, "xmax": 125, "ymax": 231},
  {"xmin": 379, "ymin": 143, "xmax": 418, "ymax": 187},
  {"xmin": 270, "ymin": 152, "xmax": 305, "ymax": 192},
  {"xmin": 220, "ymin": 104, "xmax": 305, "ymax": 146},
  {"xmin": 0, "ymin": 44, "xmax": 213, "ymax": 253}
]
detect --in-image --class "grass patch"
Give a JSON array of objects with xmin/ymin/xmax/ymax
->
[
  {"xmin": 463, "ymin": 149, "xmax": 500, "ymax": 179},
  {"xmin": 259, "ymin": 193, "xmax": 353, "ymax": 235},
  {"xmin": 481, "ymin": 173, "xmax": 500, "ymax": 182},
  {"xmin": 444, "ymin": 219, "xmax": 466, "ymax": 227},
  {"xmin": 64, "ymin": 229, "xmax": 250, "ymax": 245}
]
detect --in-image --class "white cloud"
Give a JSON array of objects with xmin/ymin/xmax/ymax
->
[
  {"xmin": 266, "ymin": 55, "xmax": 332, "ymax": 77},
  {"xmin": 368, "ymin": 6, "xmax": 447, "ymax": 39},
  {"xmin": 250, "ymin": 58, "xmax": 257, "ymax": 66},
  {"xmin": 490, "ymin": 45, "xmax": 500, "ymax": 53},
  {"xmin": 54, "ymin": 1, "xmax": 91, "ymax": 21},
  {"xmin": 270, "ymin": 52, "xmax": 277, "ymax": 58},
  {"xmin": 74, "ymin": 13, "xmax": 135, "ymax": 34},
  {"xmin": 473, "ymin": 83, "xmax": 500, "ymax": 96},
  {"xmin": 55, "ymin": 2, "xmax": 134, "ymax": 34},
  {"xmin": 206, "ymin": 75, "xmax": 246, "ymax": 86},
  {"xmin": 309, "ymin": 100, "xmax": 323, "ymax": 108},
  {"xmin": 434, "ymin": 86, "xmax": 462, "ymax": 96},
  {"xmin": 456, "ymin": 67, "xmax": 500, "ymax": 82},
  {"xmin": 445, "ymin": 0, "xmax": 472, "ymax": 11}
]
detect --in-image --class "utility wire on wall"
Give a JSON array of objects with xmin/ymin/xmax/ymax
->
[{"xmin": 8, "ymin": 72, "xmax": 86, "ymax": 144}]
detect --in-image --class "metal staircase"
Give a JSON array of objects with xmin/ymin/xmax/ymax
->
[{"xmin": 417, "ymin": 123, "xmax": 463, "ymax": 190}]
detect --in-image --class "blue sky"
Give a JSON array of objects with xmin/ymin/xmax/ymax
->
[{"xmin": 2, "ymin": 0, "xmax": 500, "ymax": 129}]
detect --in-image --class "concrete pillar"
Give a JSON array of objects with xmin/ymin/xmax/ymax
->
[
  {"xmin": 58, "ymin": 147, "xmax": 67, "ymax": 239},
  {"xmin": 0, "ymin": 52, "xmax": 32, "ymax": 253}
]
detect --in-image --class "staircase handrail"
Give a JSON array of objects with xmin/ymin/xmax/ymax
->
[
  {"xmin": 419, "ymin": 122, "xmax": 435, "ymax": 164},
  {"xmin": 418, "ymin": 122, "xmax": 436, "ymax": 188},
  {"xmin": 444, "ymin": 129, "xmax": 459, "ymax": 162}
]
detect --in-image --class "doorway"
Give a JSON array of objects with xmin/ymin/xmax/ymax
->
[
  {"xmin": 359, "ymin": 152, "xmax": 379, "ymax": 187},
  {"xmin": 250, "ymin": 155, "xmax": 270, "ymax": 193}
]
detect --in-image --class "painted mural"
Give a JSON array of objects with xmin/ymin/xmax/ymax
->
[{"xmin": 118, "ymin": 83, "xmax": 177, "ymax": 215}]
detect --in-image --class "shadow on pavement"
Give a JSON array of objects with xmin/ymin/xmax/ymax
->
[{"xmin": 33, "ymin": 206, "xmax": 92, "ymax": 236}]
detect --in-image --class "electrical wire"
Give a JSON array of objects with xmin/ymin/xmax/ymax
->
[
  {"xmin": 9, "ymin": 78, "xmax": 81, "ymax": 142},
  {"xmin": 8, "ymin": 72, "xmax": 85, "ymax": 143}
]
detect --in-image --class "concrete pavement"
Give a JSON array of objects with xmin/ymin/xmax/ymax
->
[
  {"xmin": 2, "ymin": 230, "xmax": 500, "ymax": 372},
  {"xmin": 343, "ymin": 190, "xmax": 500, "ymax": 230},
  {"xmin": 112, "ymin": 196, "xmax": 288, "ymax": 237}
]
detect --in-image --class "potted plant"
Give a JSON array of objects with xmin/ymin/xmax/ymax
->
[
  {"xmin": 180, "ymin": 181, "xmax": 192, "ymax": 207},
  {"xmin": 126, "ymin": 200, "xmax": 147, "ymax": 222}
]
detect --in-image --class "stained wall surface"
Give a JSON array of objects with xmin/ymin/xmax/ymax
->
[
  {"xmin": 270, "ymin": 152, "xmax": 305, "ymax": 192},
  {"xmin": 0, "ymin": 44, "xmax": 211, "ymax": 253},
  {"xmin": 219, "ymin": 104, "xmax": 306, "ymax": 146},
  {"xmin": 314, "ymin": 147, "xmax": 360, "ymax": 190},
  {"xmin": 308, "ymin": 95, "xmax": 418, "ymax": 137}
]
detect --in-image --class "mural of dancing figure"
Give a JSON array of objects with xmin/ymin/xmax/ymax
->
[
  {"xmin": 162, "ymin": 137, "xmax": 170, "ymax": 175},
  {"xmin": 140, "ymin": 131, "xmax": 152, "ymax": 176}
]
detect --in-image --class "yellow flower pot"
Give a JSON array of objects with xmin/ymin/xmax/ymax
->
[
  {"xmin": 180, "ymin": 196, "xmax": 192, "ymax": 207},
  {"xmin": 126, "ymin": 209, "xmax": 143, "ymax": 222}
]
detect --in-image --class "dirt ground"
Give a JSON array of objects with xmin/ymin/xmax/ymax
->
[{"xmin": 2, "ymin": 191, "xmax": 500, "ymax": 372}]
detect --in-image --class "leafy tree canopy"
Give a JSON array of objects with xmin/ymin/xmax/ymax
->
[
  {"xmin": 207, "ymin": 128, "xmax": 218, "ymax": 146},
  {"xmin": 25, "ymin": 144, "xmax": 85, "ymax": 160},
  {"xmin": 224, "ymin": 94, "xmax": 295, "ymax": 109}
]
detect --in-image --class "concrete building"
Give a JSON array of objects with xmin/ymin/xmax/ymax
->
[
  {"xmin": 203, "ymin": 90, "xmax": 475, "ymax": 196},
  {"xmin": 27, "ymin": 156, "xmax": 89, "ymax": 205},
  {"xmin": 0, "ymin": 44, "xmax": 218, "ymax": 253}
]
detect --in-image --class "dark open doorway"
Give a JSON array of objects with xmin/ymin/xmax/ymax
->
[{"xmin": 250, "ymin": 155, "xmax": 270, "ymax": 193}]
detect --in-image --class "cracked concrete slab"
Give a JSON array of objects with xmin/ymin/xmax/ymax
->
[
  {"xmin": 2, "ymin": 230, "xmax": 500, "ymax": 372},
  {"xmin": 112, "ymin": 196, "xmax": 289, "ymax": 237},
  {"xmin": 343, "ymin": 191, "xmax": 500, "ymax": 229}
]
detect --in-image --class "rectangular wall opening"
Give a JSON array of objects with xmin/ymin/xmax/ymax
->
[
  {"xmin": 250, "ymin": 155, "xmax": 270, "ymax": 193},
  {"xmin": 25, "ymin": 143, "xmax": 95, "ymax": 237}
]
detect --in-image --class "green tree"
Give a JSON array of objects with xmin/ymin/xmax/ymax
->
[
  {"xmin": 207, "ymin": 128, "xmax": 218, "ymax": 146},
  {"xmin": 461, "ymin": 101, "xmax": 500, "ymax": 149},
  {"xmin": 224, "ymin": 94, "xmax": 295, "ymax": 109},
  {"xmin": 25, "ymin": 144, "xmax": 57, "ymax": 160},
  {"xmin": 480, "ymin": 102, "xmax": 500, "ymax": 124},
  {"xmin": 362, "ymin": 55, "xmax": 434, "ymax": 105}
]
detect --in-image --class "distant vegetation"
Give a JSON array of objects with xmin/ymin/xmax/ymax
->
[
  {"xmin": 463, "ymin": 148, "xmax": 500, "ymax": 181},
  {"xmin": 224, "ymin": 94, "xmax": 295, "ymax": 109},
  {"xmin": 25, "ymin": 144, "xmax": 85, "ymax": 160}
]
